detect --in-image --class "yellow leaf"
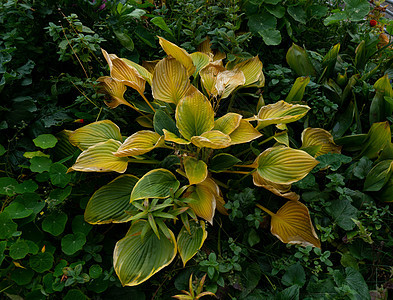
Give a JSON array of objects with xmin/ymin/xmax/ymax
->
[
  {"xmin": 102, "ymin": 49, "xmax": 146, "ymax": 94},
  {"xmin": 214, "ymin": 113, "xmax": 242, "ymax": 135},
  {"xmin": 114, "ymin": 130, "xmax": 164, "ymax": 157},
  {"xmin": 191, "ymin": 130, "xmax": 231, "ymax": 149},
  {"xmin": 256, "ymin": 146, "xmax": 319, "ymax": 184},
  {"xmin": 215, "ymin": 69, "xmax": 246, "ymax": 99},
  {"xmin": 69, "ymin": 139, "xmax": 128, "ymax": 173},
  {"xmin": 256, "ymin": 100, "xmax": 310, "ymax": 130},
  {"xmin": 274, "ymin": 132, "xmax": 290, "ymax": 147},
  {"xmin": 257, "ymin": 201, "xmax": 321, "ymax": 248},
  {"xmin": 142, "ymin": 60, "xmax": 159, "ymax": 73},
  {"xmin": 183, "ymin": 157, "xmax": 208, "ymax": 185},
  {"xmin": 199, "ymin": 60, "xmax": 226, "ymax": 97},
  {"xmin": 163, "ymin": 129, "xmax": 191, "ymax": 145},
  {"xmin": 97, "ymin": 76, "xmax": 131, "ymax": 109},
  {"xmin": 232, "ymin": 56, "xmax": 264, "ymax": 87},
  {"xmin": 229, "ymin": 120, "xmax": 262, "ymax": 145},
  {"xmin": 198, "ymin": 37, "xmax": 212, "ymax": 54},
  {"xmin": 158, "ymin": 36, "xmax": 196, "ymax": 76},
  {"xmin": 176, "ymin": 90, "xmax": 215, "ymax": 140},
  {"xmin": 69, "ymin": 120, "xmax": 122, "ymax": 151},
  {"xmin": 152, "ymin": 57, "xmax": 193, "ymax": 104},
  {"xmin": 13, "ymin": 261, "xmax": 26, "ymax": 269},
  {"xmin": 191, "ymin": 52, "xmax": 211, "ymax": 76},
  {"xmin": 122, "ymin": 58, "xmax": 153, "ymax": 85},
  {"xmin": 301, "ymin": 128, "xmax": 341, "ymax": 157},
  {"xmin": 252, "ymin": 171, "xmax": 299, "ymax": 201}
]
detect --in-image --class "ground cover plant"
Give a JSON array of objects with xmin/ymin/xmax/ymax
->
[{"xmin": 2, "ymin": 0, "xmax": 393, "ymax": 299}]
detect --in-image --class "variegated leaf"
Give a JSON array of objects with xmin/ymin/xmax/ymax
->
[
  {"xmin": 301, "ymin": 128, "xmax": 341, "ymax": 157},
  {"xmin": 114, "ymin": 130, "xmax": 164, "ymax": 157}
]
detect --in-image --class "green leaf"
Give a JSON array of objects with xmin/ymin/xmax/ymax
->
[
  {"xmin": 85, "ymin": 175, "xmax": 139, "ymax": 224},
  {"xmin": 72, "ymin": 215, "xmax": 92, "ymax": 235},
  {"xmin": 315, "ymin": 153, "xmax": 352, "ymax": 171},
  {"xmin": 352, "ymin": 157, "xmax": 373, "ymax": 180},
  {"xmin": 114, "ymin": 30, "xmax": 134, "ymax": 52},
  {"xmin": 30, "ymin": 156, "xmax": 52, "ymax": 173},
  {"xmin": 364, "ymin": 160, "xmax": 393, "ymax": 191},
  {"xmin": 131, "ymin": 169, "xmax": 180, "ymax": 201},
  {"xmin": 9, "ymin": 239, "xmax": 29, "ymax": 259},
  {"xmin": 323, "ymin": 11, "xmax": 346, "ymax": 26},
  {"xmin": 266, "ymin": 5, "xmax": 285, "ymax": 18},
  {"xmin": 209, "ymin": 153, "xmax": 241, "ymax": 172},
  {"xmin": 42, "ymin": 211, "xmax": 68, "ymax": 236},
  {"xmin": 61, "ymin": 233, "xmax": 86, "ymax": 255},
  {"xmin": 282, "ymin": 262, "xmax": 306, "ymax": 287},
  {"xmin": 29, "ymin": 252, "xmax": 54, "ymax": 273},
  {"xmin": 89, "ymin": 265, "xmax": 103, "ymax": 279},
  {"xmin": 4, "ymin": 202, "xmax": 33, "ymax": 219},
  {"xmin": 151, "ymin": 17, "xmax": 173, "ymax": 36},
  {"xmin": 50, "ymin": 163, "xmax": 71, "ymax": 188},
  {"xmin": 14, "ymin": 179, "xmax": 38, "ymax": 194},
  {"xmin": 0, "ymin": 212, "xmax": 18, "ymax": 239},
  {"xmin": 177, "ymin": 221, "xmax": 207, "ymax": 266},
  {"xmin": 344, "ymin": 0, "xmax": 370, "ymax": 22},
  {"xmin": 285, "ymin": 77, "xmax": 310, "ymax": 103},
  {"xmin": 64, "ymin": 289, "xmax": 86, "ymax": 300},
  {"xmin": 154, "ymin": 109, "xmax": 179, "ymax": 136},
  {"xmin": 247, "ymin": 229, "xmax": 260, "ymax": 247},
  {"xmin": 0, "ymin": 177, "xmax": 19, "ymax": 196},
  {"xmin": 327, "ymin": 200, "xmax": 358, "ymax": 230},
  {"xmin": 286, "ymin": 44, "xmax": 316, "ymax": 77},
  {"xmin": 47, "ymin": 186, "xmax": 72, "ymax": 206},
  {"xmin": 0, "ymin": 240, "xmax": 7, "ymax": 265},
  {"xmin": 113, "ymin": 220, "xmax": 177, "ymax": 286},
  {"xmin": 345, "ymin": 267, "xmax": 370, "ymax": 300},
  {"xmin": 359, "ymin": 121, "xmax": 391, "ymax": 159},
  {"xmin": 183, "ymin": 157, "xmax": 208, "ymax": 185},
  {"xmin": 11, "ymin": 268, "xmax": 34, "ymax": 286},
  {"xmin": 33, "ymin": 134, "xmax": 58, "ymax": 149},
  {"xmin": 0, "ymin": 144, "xmax": 6, "ymax": 156},
  {"xmin": 258, "ymin": 28, "xmax": 281, "ymax": 46},
  {"xmin": 287, "ymin": 6, "xmax": 306, "ymax": 24}
]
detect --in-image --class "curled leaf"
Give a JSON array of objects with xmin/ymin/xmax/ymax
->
[
  {"xmin": 301, "ymin": 128, "xmax": 341, "ymax": 157},
  {"xmin": 114, "ymin": 130, "xmax": 164, "ymax": 157}
]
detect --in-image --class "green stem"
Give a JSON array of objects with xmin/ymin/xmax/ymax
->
[{"xmin": 127, "ymin": 158, "xmax": 160, "ymax": 164}]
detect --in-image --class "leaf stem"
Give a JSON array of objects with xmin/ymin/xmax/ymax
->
[
  {"xmin": 139, "ymin": 92, "xmax": 156, "ymax": 113},
  {"xmin": 256, "ymin": 204, "xmax": 274, "ymax": 217}
]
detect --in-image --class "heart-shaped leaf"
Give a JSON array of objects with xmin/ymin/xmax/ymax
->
[
  {"xmin": 301, "ymin": 128, "xmax": 341, "ymax": 157},
  {"xmin": 69, "ymin": 140, "xmax": 128, "ymax": 173},
  {"xmin": 113, "ymin": 220, "xmax": 177, "ymax": 286},
  {"xmin": 229, "ymin": 120, "xmax": 262, "ymax": 145},
  {"xmin": 214, "ymin": 113, "xmax": 242, "ymax": 135},
  {"xmin": 177, "ymin": 221, "xmax": 207, "ymax": 266},
  {"xmin": 85, "ymin": 175, "xmax": 139, "ymax": 224},
  {"xmin": 183, "ymin": 157, "xmax": 208, "ymax": 185},
  {"xmin": 69, "ymin": 120, "xmax": 122, "ymax": 150},
  {"xmin": 258, "ymin": 201, "xmax": 321, "ymax": 248},
  {"xmin": 191, "ymin": 52, "xmax": 211, "ymax": 76}
]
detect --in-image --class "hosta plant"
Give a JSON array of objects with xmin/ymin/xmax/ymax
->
[{"xmin": 67, "ymin": 37, "xmax": 339, "ymax": 286}]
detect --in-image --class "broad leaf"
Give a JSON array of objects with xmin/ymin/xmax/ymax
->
[
  {"xmin": 154, "ymin": 110, "xmax": 179, "ymax": 136},
  {"xmin": 301, "ymin": 128, "xmax": 341, "ymax": 157},
  {"xmin": 191, "ymin": 52, "xmax": 211, "ymax": 76},
  {"xmin": 176, "ymin": 90, "xmax": 214, "ymax": 140},
  {"xmin": 163, "ymin": 129, "xmax": 191, "ymax": 145},
  {"xmin": 177, "ymin": 221, "xmax": 207, "ymax": 266},
  {"xmin": 114, "ymin": 130, "xmax": 164, "ymax": 157},
  {"xmin": 97, "ymin": 76, "xmax": 130, "ymax": 109},
  {"xmin": 85, "ymin": 175, "xmax": 139, "ymax": 224},
  {"xmin": 364, "ymin": 160, "xmax": 393, "ymax": 192},
  {"xmin": 122, "ymin": 58, "xmax": 152, "ymax": 85},
  {"xmin": 285, "ymin": 77, "xmax": 310, "ymax": 103},
  {"xmin": 258, "ymin": 201, "xmax": 321, "ymax": 248},
  {"xmin": 232, "ymin": 56, "xmax": 264, "ymax": 87},
  {"xmin": 214, "ymin": 113, "xmax": 242, "ymax": 135},
  {"xmin": 183, "ymin": 157, "xmax": 208, "ymax": 185},
  {"xmin": 209, "ymin": 153, "xmax": 241, "ymax": 172},
  {"xmin": 215, "ymin": 69, "xmax": 246, "ymax": 99},
  {"xmin": 256, "ymin": 100, "xmax": 310, "ymax": 129},
  {"xmin": 229, "ymin": 120, "xmax": 262, "ymax": 145},
  {"xmin": 113, "ymin": 220, "xmax": 177, "ymax": 286},
  {"xmin": 200, "ymin": 60, "xmax": 226, "ymax": 96},
  {"xmin": 252, "ymin": 172, "xmax": 300, "ymax": 201},
  {"xmin": 358, "ymin": 121, "xmax": 391, "ymax": 159},
  {"xmin": 191, "ymin": 130, "xmax": 231, "ymax": 149},
  {"xmin": 69, "ymin": 120, "xmax": 122, "ymax": 150},
  {"xmin": 256, "ymin": 146, "xmax": 319, "ymax": 184},
  {"xmin": 158, "ymin": 36, "xmax": 195, "ymax": 76},
  {"xmin": 152, "ymin": 57, "xmax": 193, "ymax": 105},
  {"xmin": 286, "ymin": 43, "xmax": 316, "ymax": 77},
  {"xmin": 69, "ymin": 140, "xmax": 128, "ymax": 173},
  {"xmin": 131, "ymin": 169, "xmax": 180, "ymax": 201}
]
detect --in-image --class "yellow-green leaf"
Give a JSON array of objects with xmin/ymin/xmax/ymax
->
[
  {"xmin": 252, "ymin": 171, "xmax": 299, "ymax": 201},
  {"xmin": 285, "ymin": 76, "xmax": 310, "ymax": 103},
  {"xmin": 69, "ymin": 120, "xmax": 122, "ymax": 150},
  {"xmin": 183, "ymin": 157, "xmax": 208, "ymax": 185},
  {"xmin": 232, "ymin": 56, "xmax": 264, "ymax": 87},
  {"xmin": 152, "ymin": 57, "xmax": 193, "ymax": 105},
  {"xmin": 176, "ymin": 90, "xmax": 214, "ymax": 140},
  {"xmin": 114, "ymin": 130, "xmax": 164, "ymax": 157},
  {"xmin": 191, "ymin": 130, "xmax": 231, "ymax": 149},
  {"xmin": 177, "ymin": 221, "xmax": 207, "ymax": 266},
  {"xmin": 69, "ymin": 139, "xmax": 128, "ymax": 173},
  {"xmin": 301, "ymin": 128, "xmax": 341, "ymax": 157},
  {"xmin": 256, "ymin": 146, "xmax": 319, "ymax": 184},
  {"xmin": 199, "ymin": 60, "xmax": 226, "ymax": 96},
  {"xmin": 130, "ymin": 169, "xmax": 180, "ymax": 201},
  {"xmin": 359, "ymin": 121, "xmax": 391, "ymax": 159},
  {"xmin": 122, "ymin": 58, "xmax": 153, "ymax": 85},
  {"xmin": 286, "ymin": 43, "xmax": 316, "ymax": 77},
  {"xmin": 158, "ymin": 36, "xmax": 196, "ymax": 76},
  {"xmin": 274, "ymin": 132, "xmax": 290, "ymax": 146},
  {"xmin": 214, "ymin": 113, "xmax": 242, "ymax": 135},
  {"xmin": 85, "ymin": 175, "xmax": 139, "ymax": 224},
  {"xmin": 191, "ymin": 52, "xmax": 211, "ymax": 76},
  {"xmin": 184, "ymin": 184, "xmax": 216, "ymax": 225},
  {"xmin": 258, "ymin": 201, "xmax": 321, "ymax": 248},
  {"xmin": 229, "ymin": 120, "xmax": 262, "ymax": 145},
  {"xmin": 113, "ymin": 220, "xmax": 177, "ymax": 286},
  {"xmin": 102, "ymin": 49, "xmax": 146, "ymax": 94},
  {"xmin": 256, "ymin": 100, "xmax": 310, "ymax": 130},
  {"xmin": 136, "ymin": 115, "xmax": 154, "ymax": 128},
  {"xmin": 163, "ymin": 129, "xmax": 191, "ymax": 145}
]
